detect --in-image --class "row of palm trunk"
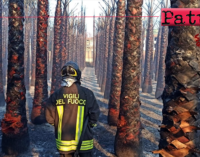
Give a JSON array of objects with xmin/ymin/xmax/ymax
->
[
  {"xmin": 94, "ymin": 0, "xmax": 200, "ymax": 157},
  {"xmin": 1, "ymin": 0, "xmax": 200, "ymax": 156},
  {"xmin": 0, "ymin": 0, "xmax": 86, "ymax": 155}
]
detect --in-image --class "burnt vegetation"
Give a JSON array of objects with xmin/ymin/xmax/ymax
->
[{"xmin": 0, "ymin": 0, "xmax": 200, "ymax": 157}]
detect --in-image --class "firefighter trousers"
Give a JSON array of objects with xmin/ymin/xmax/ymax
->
[{"xmin": 59, "ymin": 151, "xmax": 93, "ymax": 157}]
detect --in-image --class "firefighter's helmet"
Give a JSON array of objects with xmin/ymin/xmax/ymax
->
[{"xmin": 61, "ymin": 61, "xmax": 81, "ymax": 82}]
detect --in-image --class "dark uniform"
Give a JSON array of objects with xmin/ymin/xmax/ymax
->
[{"xmin": 45, "ymin": 61, "xmax": 100, "ymax": 157}]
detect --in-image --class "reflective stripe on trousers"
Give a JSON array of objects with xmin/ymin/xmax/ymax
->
[{"xmin": 56, "ymin": 105, "xmax": 93, "ymax": 151}]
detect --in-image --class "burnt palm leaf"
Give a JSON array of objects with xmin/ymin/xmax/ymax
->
[
  {"xmin": 31, "ymin": 0, "xmax": 48, "ymax": 125},
  {"xmin": 114, "ymin": 0, "xmax": 143, "ymax": 156},
  {"xmin": 1, "ymin": 0, "xmax": 30, "ymax": 155}
]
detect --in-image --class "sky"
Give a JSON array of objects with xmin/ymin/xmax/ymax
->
[{"xmin": 49, "ymin": 0, "xmax": 162, "ymax": 36}]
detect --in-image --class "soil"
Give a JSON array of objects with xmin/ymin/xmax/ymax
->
[{"xmin": 0, "ymin": 67, "xmax": 162, "ymax": 157}]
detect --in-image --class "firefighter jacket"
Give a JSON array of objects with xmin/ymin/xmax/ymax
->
[{"xmin": 45, "ymin": 83, "xmax": 100, "ymax": 154}]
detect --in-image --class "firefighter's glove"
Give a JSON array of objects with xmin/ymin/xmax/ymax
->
[{"xmin": 89, "ymin": 122, "xmax": 97, "ymax": 128}]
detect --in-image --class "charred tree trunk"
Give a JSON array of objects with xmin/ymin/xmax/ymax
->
[
  {"xmin": 95, "ymin": 31, "xmax": 100, "ymax": 76},
  {"xmin": 0, "ymin": 1, "xmax": 5, "ymax": 106},
  {"xmin": 31, "ymin": 18, "xmax": 37, "ymax": 86},
  {"xmin": 31, "ymin": 0, "xmax": 48, "ymax": 124},
  {"xmin": 115, "ymin": 0, "xmax": 143, "ymax": 156},
  {"xmin": 153, "ymin": 0, "xmax": 200, "ymax": 156},
  {"xmin": 61, "ymin": 0, "xmax": 67, "ymax": 67},
  {"xmin": 140, "ymin": 22, "xmax": 145, "ymax": 86},
  {"xmin": 93, "ymin": 15, "xmax": 95, "ymax": 67},
  {"xmin": 50, "ymin": 0, "xmax": 61, "ymax": 94},
  {"xmin": 104, "ymin": 15, "xmax": 115, "ymax": 99},
  {"xmin": 68, "ymin": 24, "xmax": 72, "ymax": 62},
  {"xmin": 1, "ymin": 0, "xmax": 30, "ymax": 155},
  {"xmin": 155, "ymin": 26, "xmax": 161, "ymax": 81},
  {"xmin": 142, "ymin": 12, "xmax": 153, "ymax": 93},
  {"xmin": 108, "ymin": 0, "xmax": 126, "ymax": 126},
  {"xmin": 101, "ymin": 20, "xmax": 110, "ymax": 93},
  {"xmin": 155, "ymin": 26, "xmax": 168, "ymax": 99},
  {"xmin": 25, "ymin": 22, "xmax": 31, "ymax": 91}
]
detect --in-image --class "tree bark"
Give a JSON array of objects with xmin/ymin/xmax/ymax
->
[
  {"xmin": 61, "ymin": 1, "xmax": 67, "ymax": 68},
  {"xmin": 1, "ymin": 0, "xmax": 30, "ymax": 155},
  {"xmin": 155, "ymin": 25, "xmax": 168, "ymax": 99},
  {"xmin": 101, "ymin": 20, "xmax": 110, "ymax": 93},
  {"xmin": 31, "ymin": 18, "xmax": 37, "ymax": 86},
  {"xmin": 139, "ymin": 22, "xmax": 145, "ymax": 86},
  {"xmin": 50, "ymin": 0, "xmax": 61, "ymax": 94},
  {"xmin": 153, "ymin": 0, "xmax": 200, "ymax": 156},
  {"xmin": 154, "ymin": 26, "xmax": 161, "ymax": 81},
  {"xmin": 142, "ymin": 8, "xmax": 153, "ymax": 93},
  {"xmin": 31, "ymin": 0, "xmax": 48, "ymax": 125},
  {"xmin": 115, "ymin": 0, "xmax": 143, "ymax": 156},
  {"xmin": 0, "ymin": 1, "xmax": 5, "ymax": 106},
  {"xmin": 108, "ymin": 0, "xmax": 126, "ymax": 126},
  {"xmin": 104, "ymin": 15, "xmax": 115, "ymax": 99}
]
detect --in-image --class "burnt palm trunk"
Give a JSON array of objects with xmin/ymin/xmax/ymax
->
[
  {"xmin": 154, "ymin": 26, "xmax": 161, "ymax": 81},
  {"xmin": 1, "ymin": 0, "xmax": 30, "ymax": 155},
  {"xmin": 115, "ymin": 0, "xmax": 143, "ymax": 156},
  {"xmin": 155, "ymin": 25, "xmax": 168, "ymax": 99},
  {"xmin": 50, "ymin": 0, "xmax": 61, "ymax": 94},
  {"xmin": 140, "ymin": 22, "xmax": 145, "ymax": 86},
  {"xmin": 31, "ymin": 18, "xmax": 37, "ymax": 86},
  {"xmin": 108, "ymin": 0, "xmax": 126, "ymax": 126},
  {"xmin": 142, "ymin": 5, "xmax": 153, "ymax": 93},
  {"xmin": 101, "ymin": 19, "xmax": 110, "ymax": 93},
  {"xmin": 68, "ymin": 23, "xmax": 72, "ymax": 61},
  {"xmin": 25, "ymin": 22, "xmax": 31, "ymax": 91},
  {"xmin": 93, "ymin": 15, "xmax": 95, "ymax": 67},
  {"xmin": 104, "ymin": 15, "xmax": 115, "ymax": 99},
  {"xmin": 0, "ymin": 1, "xmax": 5, "ymax": 106},
  {"xmin": 153, "ymin": 0, "xmax": 200, "ymax": 156},
  {"xmin": 61, "ymin": 0, "xmax": 67, "ymax": 67},
  {"xmin": 95, "ymin": 31, "xmax": 100, "ymax": 76},
  {"xmin": 31, "ymin": 0, "xmax": 48, "ymax": 124}
]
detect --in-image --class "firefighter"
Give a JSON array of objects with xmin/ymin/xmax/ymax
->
[{"xmin": 45, "ymin": 61, "xmax": 100, "ymax": 157}]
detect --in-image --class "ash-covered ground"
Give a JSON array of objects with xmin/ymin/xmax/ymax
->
[{"xmin": 0, "ymin": 67, "xmax": 162, "ymax": 157}]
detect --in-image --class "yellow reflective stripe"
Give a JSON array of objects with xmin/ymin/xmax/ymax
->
[
  {"xmin": 56, "ymin": 139, "xmax": 93, "ymax": 146},
  {"xmin": 57, "ymin": 106, "xmax": 64, "ymax": 140},
  {"xmin": 80, "ymin": 106, "xmax": 84, "ymax": 135},
  {"xmin": 75, "ymin": 106, "xmax": 85, "ymax": 141},
  {"xmin": 57, "ymin": 143, "xmax": 93, "ymax": 151},
  {"xmin": 56, "ymin": 139, "xmax": 77, "ymax": 145},
  {"xmin": 56, "ymin": 139, "xmax": 93, "ymax": 145},
  {"xmin": 75, "ymin": 106, "xmax": 80, "ymax": 141}
]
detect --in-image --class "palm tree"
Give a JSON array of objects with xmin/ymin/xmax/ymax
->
[
  {"xmin": 0, "ymin": 0, "xmax": 5, "ymax": 106},
  {"xmin": 104, "ymin": 6, "xmax": 116, "ymax": 99},
  {"xmin": 153, "ymin": 0, "xmax": 200, "ymax": 156},
  {"xmin": 50, "ymin": 0, "xmax": 62, "ymax": 94},
  {"xmin": 1, "ymin": 0, "xmax": 30, "ymax": 155},
  {"xmin": 115, "ymin": 0, "xmax": 143, "ymax": 156},
  {"xmin": 107, "ymin": 0, "xmax": 126, "ymax": 126},
  {"xmin": 31, "ymin": 16, "xmax": 37, "ymax": 86},
  {"xmin": 155, "ymin": 1, "xmax": 168, "ymax": 99},
  {"xmin": 142, "ymin": 0, "xmax": 154, "ymax": 93},
  {"xmin": 101, "ymin": 10, "xmax": 110, "ymax": 93},
  {"xmin": 31, "ymin": 0, "xmax": 48, "ymax": 124},
  {"xmin": 154, "ymin": 25, "xmax": 161, "ymax": 81},
  {"xmin": 61, "ymin": 0, "xmax": 67, "ymax": 67}
]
